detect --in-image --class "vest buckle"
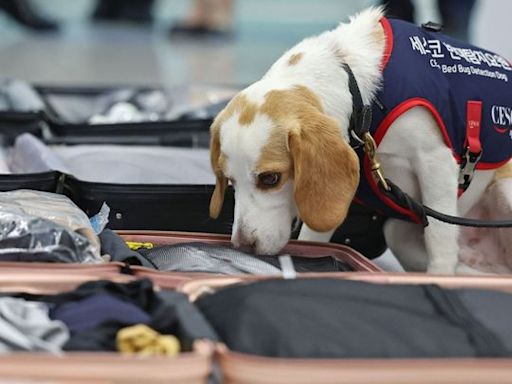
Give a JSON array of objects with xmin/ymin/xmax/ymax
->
[{"xmin": 458, "ymin": 147, "xmax": 483, "ymax": 193}]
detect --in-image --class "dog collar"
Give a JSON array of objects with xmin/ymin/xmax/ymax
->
[{"xmin": 342, "ymin": 63, "xmax": 373, "ymax": 148}]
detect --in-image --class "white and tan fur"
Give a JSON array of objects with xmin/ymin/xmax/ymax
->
[{"xmin": 209, "ymin": 7, "xmax": 501, "ymax": 274}]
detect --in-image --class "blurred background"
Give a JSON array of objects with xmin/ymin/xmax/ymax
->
[{"xmin": 0, "ymin": 0, "xmax": 510, "ymax": 87}]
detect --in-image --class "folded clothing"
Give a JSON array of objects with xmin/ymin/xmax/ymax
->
[
  {"xmin": 196, "ymin": 279, "xmax": 512, "ymax": 359},
  {"xmin": 0, "ymin": 297, "xmax": 69, "ymax": 354}
]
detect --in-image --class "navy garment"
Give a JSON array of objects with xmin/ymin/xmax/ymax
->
[
  {"xmin": 50, "ymin": 293, "xmax": 151, "ymax": 333},
  {"xmin": 44, "ymin": 279, "xmax": 218, "ymax": 351},
  {"xmin": 355, "ymin": 17, "xmax": 512, "ymax": 221}
]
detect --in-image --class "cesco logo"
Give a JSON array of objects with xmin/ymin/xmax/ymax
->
[{"xmin": 491, "ymin": 105, "xmax": 512, "ymax": 134}]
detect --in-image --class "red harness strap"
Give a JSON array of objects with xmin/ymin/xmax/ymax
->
[
  {"xmin": 458, "ymin": 101, "xmax": 483, "ymax": 196},
  {"xmin": 466, "ymin": 101, "xmax": 483, "ymax": 154}
]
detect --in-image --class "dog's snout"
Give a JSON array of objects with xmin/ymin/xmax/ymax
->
[{"xmin": 232, "ymin": 228, "xmax": 257, "ymax": 252}]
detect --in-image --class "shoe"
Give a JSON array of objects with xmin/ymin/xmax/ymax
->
[
  {"xmin": 169, "ymin": 21, "xmax": 232, "ymax": 38},
  {"xmin": 0, "ymin": 0, "xmax": 59, "ymax": 32},
  {"xmin": 92, "ymin": 0, "xmax": 153, "ymax": 24}
]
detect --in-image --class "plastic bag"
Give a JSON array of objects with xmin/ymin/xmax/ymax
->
[
  {"xmin": 0, "ymin": 190, "xmax": 102, "ymax": 263},
  {"xmin": 0, "ymin": 190, "xmax": 94, "ymax": 233},
  {"xmin": 89, "ymin": 202, "xmax": 110, "ymax": 234},
  {"xmin": 0, "ymin": 211, "xmax": 102, "ymax": 264}
]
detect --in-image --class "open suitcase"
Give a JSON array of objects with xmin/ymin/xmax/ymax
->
[
  {"xmin": 0, "ymin": 80, "xmax": 224, "ymax": 145},
  {"xmin": 0, "ymin": 230, "xmax": 380, "ymax": 383},
  {"xmin": 118, "ymin": 232, "xmax": 512, "ymax": 384},
  {"xmin": 0, "ymin": 232, "xmax": 511, "ymax": 383},
  {"xmin": 115, "ymin": 231, "xmax": 382, "ymax": 286},
  {"xmin": 0, "ymin": 229, "xmax": 381, "ymax": 289},
  {"xmin": 0, "ymin": 268, "xmax": 216, "ymax": 384},
  {"xmin": 177, "ymin": 273, "xmax": 512, "ymax": 384},
  {"xmin": 0, "ymin": 80, "xmax": 388, "ymax": 259}
]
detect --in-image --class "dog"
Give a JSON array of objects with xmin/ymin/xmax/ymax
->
[{"xmin": 208, "ymin": 7, "xmax": 512, "ymax": 274}]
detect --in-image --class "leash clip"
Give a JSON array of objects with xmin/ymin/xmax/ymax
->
[
  {"xmin": 458, "ymin": 147, "xmax": 482, "ymax": 191},
  {"xmin": 363, "ymin": 133, "xmax": 390, "ymax": 191}
]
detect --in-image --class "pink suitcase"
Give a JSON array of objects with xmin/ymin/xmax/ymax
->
[
  {"xmin": 0, "ymin": 270, "xmax": 213, "ymax": 384},
  {"xmin": 177, "ymin": 273, "xmax": 512, "ymax": 384},
  {"xmin": 117, "ymin": 230, "xmax": 382, "ymax": 289}
]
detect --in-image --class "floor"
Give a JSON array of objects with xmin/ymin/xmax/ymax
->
[
  {"xmin": 3, "ymin": 0, "xmax": 510, "ymax": 88},
  {"xmin": 1, "ymin": 0, "xmax": 510, "ymax": 87},
  {"xmin": 0, "ymin": 0, "xmax": 370, "ymax": 86}
]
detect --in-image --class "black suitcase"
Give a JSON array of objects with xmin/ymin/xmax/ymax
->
[
  {"xmin": 0, "ymin": 79, "xmax": 44, "ymax": 143},
  {"xmin": 39, "ymin": 85, "xmax": 216, "ymax": 147},
  {"xmin": 0, "ymin": 82, "xmax": 387, "ymax": 259},
  {"xmin": 62, "ymin": 176, "xmax": 387, "ymax": 258},
  {"xmin": 0, "ymin": 81, "xmax": 223, "ymax": 147}
]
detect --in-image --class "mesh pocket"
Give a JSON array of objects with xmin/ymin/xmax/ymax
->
[{"xmin": 138, "ymin": 243, "xmax": 353, "ymax": 274}]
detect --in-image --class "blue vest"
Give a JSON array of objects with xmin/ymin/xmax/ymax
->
[{"xmin": 355, "ymin": 17, "xmax": 512, "ymax": 222}]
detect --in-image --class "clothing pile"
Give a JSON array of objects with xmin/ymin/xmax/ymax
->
[{"xmin": 0, "ymin": 279, "xmax": 217, "ymax": 355}]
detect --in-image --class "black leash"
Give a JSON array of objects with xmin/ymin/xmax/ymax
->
[
  {"xmin": 382, "ymin": 179, "xmax": 512, "ymax": 228},
  {"xmin": 422, "ymin": 206, "xmax": 512, "ymax": 228},
  {"xmin": 342, "ymin": 63, "xmax": 512, "ymax": 228}
]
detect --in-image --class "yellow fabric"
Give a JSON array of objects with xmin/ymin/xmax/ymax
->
[
  {"xmin": 116, "ymin": 324, "xmax": 180, "ymax": 356},
  {"xmin": 125, "ymin": 241, "xmax": 154, "ymax": 251}
]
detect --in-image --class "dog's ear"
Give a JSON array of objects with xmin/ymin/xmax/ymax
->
[
  {"xmin": 289, "ymin": 112, "xmax": 360, "ymax": 232},
  {"xmin": 209, "ymin": 122, "xmax": 227, "ymax": 219}
]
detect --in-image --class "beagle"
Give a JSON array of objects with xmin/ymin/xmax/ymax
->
[{"xmin": 209, "ymin": 7, "xmax": 512, "ymax": 274}]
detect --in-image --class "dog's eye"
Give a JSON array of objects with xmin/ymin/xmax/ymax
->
[{"xmin": 258, "ymin": 172, "xmax": 281, "ymax": 188}]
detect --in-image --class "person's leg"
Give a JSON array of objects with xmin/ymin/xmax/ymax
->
[
  {"xmin": 380, "ymin": 0, "xmax": 415, "ymax": 22},
  {"xmin": 437, "ymin": 0, "xmax": 477, "ymax": 41},
  {"xmin": 204, "ymin": 0, "xmax": 234, "ymax": 31},
  {"xmin": 93, "ymin": 0, "xmax": 154, "ymax": 24},
  {"xmin": 0, "ymin": 0, "xmax": 59, "ymax": 31},
  {"xmin": 117, "ymin": 0, "xmax": 154, "ymax": 24},
  {"xmin": 170, "ymin": 0, "xmax": 234, "ymax": 36},
  {"xmin": 92, "ymin": 0, "xmax": 122, "ymax": 21}
]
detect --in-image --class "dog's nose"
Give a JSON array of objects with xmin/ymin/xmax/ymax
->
[{"xmin": 232, "ymin": 230, "xmax": 256, "ymax": 253}]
